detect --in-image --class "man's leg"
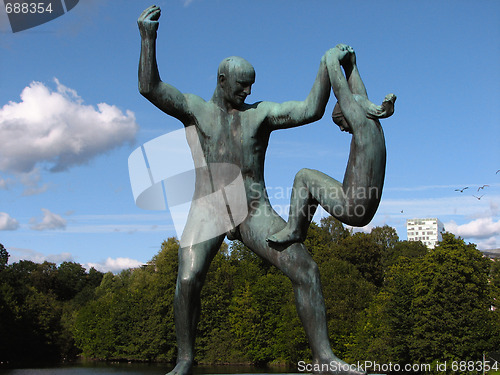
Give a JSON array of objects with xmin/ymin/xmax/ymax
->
[
  {"xmin": 241, "ymin": 208, "xmax": 366, "ymax": 375},
  {"xmin": 167, "ymin": 234, "xmax": 224, "ymax": 375}
]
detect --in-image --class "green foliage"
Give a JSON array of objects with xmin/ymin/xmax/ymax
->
[
  {"xmin": 198, "ymin": 241, "xmax": 308, "ymax": 364},
  {"xmin": 384, "ymin": 240, "xmax": 428, "ymax": 269},
  {"xmin": 410, "ymin": 233, "xmax": 494, "ymax": 362},
  {"xmin": 320, "ymin": 256, "xmax": 376, "ymax": 357},
  {"xmin": 349, "ymin": 257, "xmax": 418, "ymax": 363},
  {"xmin": 490, "ymin": 259, "xmax": 500, "ymax": 310},
  {"xmin": 334, "ymin": 232, "xmax": 384, "ymax": 287},
  {"xmin": 370, "ymin": 225, "xmax": 399, "ymax": 251},
  {"xmin": 229, "ymin": 274, "xmax": 290, "ymax": 364},
  {"xmin": 350, "ymin": 233, "xmax": 497, "ymax": 366},
  {"xmin": 1, "ymin": 227, "xmax": 498, "ymax": 368},
  {"xmin": 0, "ymin": 243, "xmax": 9, "ymax": 269},
  {"xmin": 73, "ymin": 238, "xmax": 179, "ymax": 361},
  {"xmin": 0, "ymin": 258, "xmax": 103, "ymax": 364},
  {"xmin": 196, "ymin": 243, "xmax": 240, "ymax": 362},
  {"xmin": 55, "ymin": 262, "xmax": 88, "ymax": 301}
]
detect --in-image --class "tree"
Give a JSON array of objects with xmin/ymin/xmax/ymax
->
[
  {"xmin": 334, "ymin": 232, "xmax": 384, "ymax": 287},
  {"xmin": 30, "ymin": 261, "xmax": 58, "ymax": 295},
  {"xmin": 385, "ymin": 240, "xmax": 428, "ymax": 269},
  {"xmin": 350, "ymin": 257, "xmax": 418, "ymax": 363},
  {"xmin": 320, "ymin": 216, "xmax": 351, "ymax": 243},
  {"xmin": 370, "ymin": 225, "xmax": 400, "ymax": 270},
  {"xmin": 304, "ymin": 219, "xmax": 377, "ymax": 359},
  {"xmin": 410, "ymin": 233, "xmax": 495, "ymax": 362},
  {"xmin": 490, "ymin": 259, "xmax": 500, "ymax": 310},
  {"xmin": 370, "ymin": 225, "xmax": 399, "ymax": 250},
  {"xmin": 320, "ymin": 256, "xmax": 377, "ymax": 358},
  {"xmin": 73, "ymin": 237, "xmax": 180, "ymax": 362},
  {"xmin": 0, "ymin": 243, "xmax": 9, "ymax": 270},
  {"xmin": 228, "ymin": 273, "xmax": 293, "ymax": 364},
  {"xmin": 0, "ymin": 262, "xmax": 64, "ymax": 363},
  {"xmin": 197, "ymin": 242, "xmax": 240, "ymax": 363},
  {"xmin": 304, "ymin": 217, "xmax": 350, "ymax": 267},
  {"xmin": 55, "ymin": 262, "xmax": 88, "ymax": 301}
]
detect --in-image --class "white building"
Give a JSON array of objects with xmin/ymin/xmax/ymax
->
[{"xmin": 406, "ymin": 218, "xmax": 445, "ymax": 249}]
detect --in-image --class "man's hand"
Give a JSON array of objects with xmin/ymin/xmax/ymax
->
[
  {"xmin": 335, "ymin": 44, "xmax": 354, "ymax": 66},
  {"xmin": 325, "ymin": 44, "xmax": 355, "ymax": 68},
  {"xmin": 138, "ymin": 5, "xmax": 161, "ymax": 38}
]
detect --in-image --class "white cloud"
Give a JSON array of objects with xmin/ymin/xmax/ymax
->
[
  {"xmin": 476, "ymin": 236, "xmax": 498, "ymax": 250},
  {"xmin": 469, "ymin": 201, "xmax": 500, "ymax": 219},
  {"xmin": 0, "ymin": 79, "xmax": 138, "ymax": 174},
  {"xmin": 0, "ymin": 212, "xmax": 19, "ymax": 231},
  {"xmin": 7, "ymin": 247, "xmax": 74, "ymax": 265},
  {"xmin": 0, "ymin": 168, "xmax": 50, "ymax": 195},
  {"xmin": 0, "ymin": 175, "xmax": 13, "ymax": 189},
  {"xmin": 86, "ymin": 257, "xmax": 144, "ymax": 273},
  {"xmin": 30, "ymin": 208, "xmax": 67, "ymax": 231},
  {"xmin": 19, "ymin": 168, "xmax": 50, "ymax": 195},
  {"xmin": 444, "ymin": 217, "xmax": 500, "ymax": 240},
  {"xmin": 5, "ymin": 247, "xmax": 141, "ymax": 273},
  {"xmin": 62, "ymin": 213, "xmax": 175, "ymax": 234}
]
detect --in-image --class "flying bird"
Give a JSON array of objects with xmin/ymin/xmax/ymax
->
[
  {"xmin": 497, "ymin": 170, "xmax": 500, "ymax": 174},
  {"xmin": 473, "ymin": 195, "xmax": 484, "ymax": 200},
  {"xmin": 477, "ymin": 185, "xmax": 489, "ymax": 191},
  {"xmin": 455, "ymin": 187, "xmax": 468, "ymax": 193}
]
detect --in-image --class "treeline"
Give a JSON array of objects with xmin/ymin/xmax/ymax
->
[
  {"xmin": 0, "ymin": 245, "xmax": 104, "ymax": 364},
  {"xmin": 1, "ymin": 217, "xmax": 499, "ymax": 369}
]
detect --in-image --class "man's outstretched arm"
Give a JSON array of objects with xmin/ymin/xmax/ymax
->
[
  {"xmin": 263, "ymin": 54, "xmax": 331, "ymax": 130},
  {"xmin": 325, "ymin": 45, "xmax": 365, "ymax": 124},
  {"xmin": 138, "ymin": 6, "xmax": 192, "ymax": 124}
]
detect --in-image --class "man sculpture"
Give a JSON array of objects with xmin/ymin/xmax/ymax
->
[{"xmin": 138, "ymin": 5, "xmax": 395, "ymax": 375}]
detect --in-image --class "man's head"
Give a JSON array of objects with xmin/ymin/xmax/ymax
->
[{"xmin": 217, "ymin": 56, "xmax": 255, "ymax": 109}]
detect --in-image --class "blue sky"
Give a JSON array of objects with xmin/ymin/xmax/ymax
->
[{"xmin": 0, "ymin": 0, "xmax": 499, "ymax": 272}]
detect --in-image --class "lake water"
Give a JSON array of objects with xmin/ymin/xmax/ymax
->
[{"xmin": 0, "ymin": 362, "xmax": 297, "ymax": 375}]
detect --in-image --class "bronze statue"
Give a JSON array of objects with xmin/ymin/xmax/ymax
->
[{"xmin": 137, "ymin": 5, "xmax": 394, "ymax": 375}]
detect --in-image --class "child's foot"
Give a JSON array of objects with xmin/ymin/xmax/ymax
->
[{"xmin": 267, "ymin": 227, "xmax": 302, "ymax": 245}]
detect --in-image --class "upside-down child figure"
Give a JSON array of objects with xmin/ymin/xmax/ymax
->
[{"xmin": 268, "ymin": 44, "xmax": 396, "ymax": 245}]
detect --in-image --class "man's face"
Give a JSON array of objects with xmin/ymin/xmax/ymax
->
[{"xmin": 222, "ymin": 67, "xmax": 255, "ymax": 109}]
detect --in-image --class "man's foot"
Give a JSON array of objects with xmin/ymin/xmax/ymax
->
[
  {"xmin": 166, "ymin": 360, "xmax": 193, "ymax": 375},
  {"xmin": 267, "ymin": 226, "xmax": 302, "ymax": 245}
]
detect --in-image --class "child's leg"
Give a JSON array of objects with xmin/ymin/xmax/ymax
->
[
  {"xmin": 267, "ymin": 168, "xmax": 345, "ymax": 245},
  {"xmin": 268, "ymin": 118, "xmax": 386, "ymax": 246}
]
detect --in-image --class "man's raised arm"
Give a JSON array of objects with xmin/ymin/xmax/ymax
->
[
  {"xmin": 138, "ymin": 6, "xmax": 191, "ymax": 124},
  {"xmin": 263, "ymin": 53, "xmax": 331, "ymax": 130}
]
